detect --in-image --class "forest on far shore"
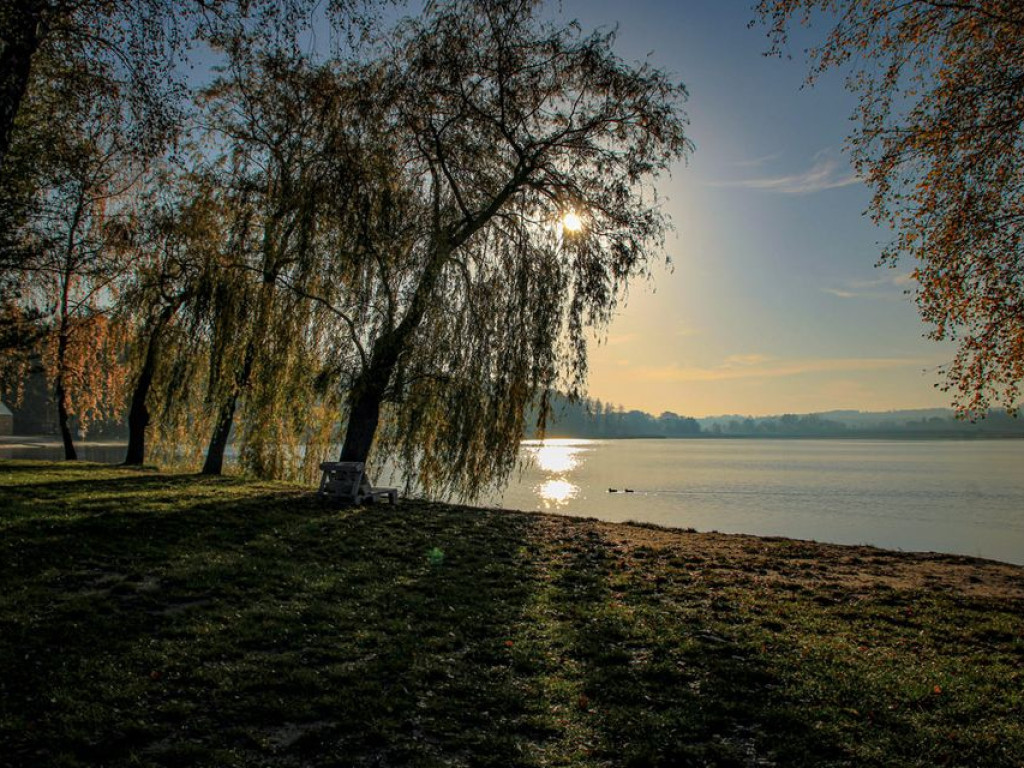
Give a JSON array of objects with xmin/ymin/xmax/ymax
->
[
  {"xmin": 531, "ymin": 396, "xmax": 1024, "ymax": 440},
  {"xmin": 8, "ymin": 381, "xmax": 1022, "ymax": 442}
]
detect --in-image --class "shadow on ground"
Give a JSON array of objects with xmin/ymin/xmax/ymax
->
[{"xmin": 1, "ymin": 461, "xmax": 1023, "ymax": 767}]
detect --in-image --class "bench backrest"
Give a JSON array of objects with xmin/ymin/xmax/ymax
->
[{"xmin": 320, "ymin": 461, "xmax": 365, "ymax": 498}]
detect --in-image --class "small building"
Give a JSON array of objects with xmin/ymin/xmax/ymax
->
[{"xmin": 0, "ymin": 402, "xmax": 12, "ymax": 436}]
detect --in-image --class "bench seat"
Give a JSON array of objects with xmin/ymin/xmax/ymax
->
[{"xmin": 318, "ymin": 461, "xmax": 398, "ymax": 505}]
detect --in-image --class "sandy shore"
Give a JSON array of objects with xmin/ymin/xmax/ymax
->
[{"xmin": 564, "ymin": 515, "xmax": 1024, "ymax": 600}]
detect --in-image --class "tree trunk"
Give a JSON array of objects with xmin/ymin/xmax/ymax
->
[
  {"xmin": 336, "ymin": 246, "xmax": 451, "ymax": 464},
  {"xmin": 0, "ymin": 1, "xmax": 45, "ymax": 170},
  {"xmin": 123, "ymin": 306, "xmax": 177, "ymax": 466},
  {"xmin": 53, "ymin": 314, "xmax": 76, "ymax": 460},
  {"xmin": 123, "ymin": 324, "xmax": 162, "ymax": 466},
  {"xmin": 201, "ymin": 341, "xmax": 256, "ymax": 475},
  {"xmin": 55, "ymin": 376, "xmax": 77, "ymax": 460},
  {"xmin": 338, "ymin": 334, "xmax": 405, "ymax": 463},
  {"xmin": 339, "ymin": 375, "xmax": 387, "ymax": 462},
  {"xmin": 201, "ymin": 393, "xmax": 238, "ymax": 475}
]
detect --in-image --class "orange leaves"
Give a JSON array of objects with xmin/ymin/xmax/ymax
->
[
  {"xmin": 756, "ymin": 0, "xmax": 1024, "ymax": 417},
  {"xmin": 43, "ymin": 313, "xmax": 129, "ymax": 434}
]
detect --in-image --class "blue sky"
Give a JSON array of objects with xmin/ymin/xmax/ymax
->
[{"xmin": 555, "ymin": 0, "xmax": 955, "ymax": 417}]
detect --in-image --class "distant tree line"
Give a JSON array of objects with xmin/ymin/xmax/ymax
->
[
  {"xmin": 531, "ymin": 399, "xmax": 1024, "ymax": 439},
  {"xmin": 705, "ymin": 411, "xmax": 1024, "ymax": 439},
  {"xmin": 529, "ymin": 394, "xmax": 701, "ymax": 439}
]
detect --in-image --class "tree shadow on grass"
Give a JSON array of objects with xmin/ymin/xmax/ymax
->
[
  {"xmin": 530, "ymin": 519, "xmax": 854, "ymax": 767},
  {"xmin": 4, "ymin": 465, "xmax": 1022, "ymax": 767},
  {"xmin": 529, "ymin": 519, "xmax": 1024, "ymax": 768},
  {"xmin": 0, "ymin": 464, "xmax": 549, "ymax": 767}
]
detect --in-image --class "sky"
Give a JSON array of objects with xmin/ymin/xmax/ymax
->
[{"xmin": 553, "ymin": 0, "xmax": 955, "ymax": 418}]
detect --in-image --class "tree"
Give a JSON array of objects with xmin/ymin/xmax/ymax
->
[
  {"xmin": 326, "ymin": 0, "xmax": 691, "ymax": 496},
  {"xmin": 1, "ymin": 1, "xmax": 387, "ymax": 311},
  {"xmin": 2, "ymin": 1, "xmax": 384, "ymax": 470},
  {"xmin": 191, "ymin": 48, "xmax": 369, "ymax": 477},
  {"xmin": 1, "ymin": 0, "xmax": 191, "ymax": 174},
  {"xmin": 10, "ymin": 46, "xmax": 142, "ymax": 459},
  {"xmin": 115, "ymin": 175, "xmax": 245, "ymax": 473},
  {"xmin": 114, "ymin": 174, "xmax": 208, "ymax": 467},
  {"xmin": 757, "ymin": 0, "xmax": 1024, "ymax": 416},
  {"xmin": 0, "ymin": 302, "xmax": 43, "ymax": 404},
  {"xmin": 0, "ymin": 0, "xmax": 381, "ymax": 171}
]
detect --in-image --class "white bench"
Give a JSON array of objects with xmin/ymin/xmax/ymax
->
[{"xmin": 318, "ymin": 461, "xmax": 398, "ymax": 505}]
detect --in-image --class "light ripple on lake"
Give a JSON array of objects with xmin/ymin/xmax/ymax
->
[{"xmin": 486, "ymin": 439, "xmax": 1024, "ymax": 566}]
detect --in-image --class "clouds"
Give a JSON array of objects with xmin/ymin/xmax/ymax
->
[
  {"xmin": 823, "ymin": 272, "xmax": 916, "ymax": 300},
  {"xmin": 712, "ymin": 151, "xmax": 861, "ymax": 195},
  {"xmin": 634, "ymin": 354, "xmax": 931, "ymax": 384}
]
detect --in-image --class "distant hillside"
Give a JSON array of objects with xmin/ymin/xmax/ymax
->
[
  {"xmin": 697, "ymin": 409, "xmax": 1024, "ymax": 438},
  {"xmin": 531, "ymin": 396, "xmax": 1023, "ymax": 439}
]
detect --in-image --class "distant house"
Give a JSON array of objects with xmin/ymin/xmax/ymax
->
[{"xmin": 0, "ymin": 402, "xmax": 12, "ymax": 436}]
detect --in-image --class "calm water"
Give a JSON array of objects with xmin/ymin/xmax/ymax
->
[
  {"xmin": 6, "ymin": 437, "xmax": 1023, "ymax": 565},
  {"xmin": 488, "ymin": 439, "xmax": 1024, "ymax": 566}
]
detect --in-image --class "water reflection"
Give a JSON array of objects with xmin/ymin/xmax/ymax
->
[
  {"xmin": 533, "ymin": 444, "xmax": 579, "ymax": 473},
  {"xmin": 522, "ymin": 439, "xmax": 595, "ymax": 509},
  {"xmin": 537, "ymin": 479, "xmax": 578, "ymax": 505}
]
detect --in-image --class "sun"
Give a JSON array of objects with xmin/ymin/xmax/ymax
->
[{"xmin": 561, "ymin": 211, "xmax": 584, "ymax": 234}]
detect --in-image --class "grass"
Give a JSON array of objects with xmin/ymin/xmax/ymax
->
[{"xmin": 1, "ymin": 460, "xmax": 1023, "ymax": 767}]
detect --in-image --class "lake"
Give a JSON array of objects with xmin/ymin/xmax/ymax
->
[
  {"xmin": 487, "ymin": 439, "xmax": 1024, "ymax": 566},
  {"xmin": 5, "ymin": 436, "xmax": 1023, "ymax": 566}
]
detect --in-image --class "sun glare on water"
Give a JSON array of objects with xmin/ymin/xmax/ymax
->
[
  {"xmin": 525, "ymin": 439, "xmax": 592, "ymax": 508},
  {"xmin": 533, "ymin": 443, "xmax": 580, "ymax": 473},
  {"xmin": 537, "ymin": 479, "xmax": 578, "ymax": 506}
]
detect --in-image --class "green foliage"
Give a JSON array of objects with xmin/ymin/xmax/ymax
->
[
  {"xmin": 3, "ymin": 0, "xmax": 690, "ymax": 490},
  {"xmin": 319, "ymin": 0, "xmax": 692, "ymax": 495},
  {"xmin": 180, "ymin": 50, "xmax": 374, "ymax": 479}
]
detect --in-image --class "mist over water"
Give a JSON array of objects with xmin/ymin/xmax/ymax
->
[{"xmin": 490, "ymin": 439, "xmax": 1024, "ymax": 566}]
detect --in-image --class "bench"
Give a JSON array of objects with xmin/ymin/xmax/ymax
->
[{"xmin": 318, "ymin": 461, "xmax": 398, "ymax": 505}]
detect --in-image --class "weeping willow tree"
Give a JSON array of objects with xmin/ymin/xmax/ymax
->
[
  {"xmin": 132, "ymin": 176, "xmax": 242, "ymax": 472},
  {"xmin": 190, "ymin": 48, "xmax": 374, "ymax": 478},
  {"xmin": 112, "ymin": 170, "xmax": 218, "ymax": 467},
  {"xmin": 321, "ymin": 0, "xmax": 692, "ymax": 497},
  {"xmin": 113, "ymin": 163, "xmax": 345, "ymax": 479}
]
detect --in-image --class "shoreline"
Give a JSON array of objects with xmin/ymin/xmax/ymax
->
[
  {"xmin": 6, "ymin": 433, "xmax": 1024, "ymax": 448},
  {"xmin": 4, "ymin": 455, "xmax": 1024, "ymax": 589},
  {"xmin": 565, "ymin": 513, "xmax": 1024, "ymax": 600},
  {"xmin": 4, "ymin": 448, "xmax": 1023, "ymax": 569}
]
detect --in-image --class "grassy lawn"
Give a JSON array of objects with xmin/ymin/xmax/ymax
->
[{"xmin": 1, "ymin": 460, "xmax": 1023, "ymax": 767}]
